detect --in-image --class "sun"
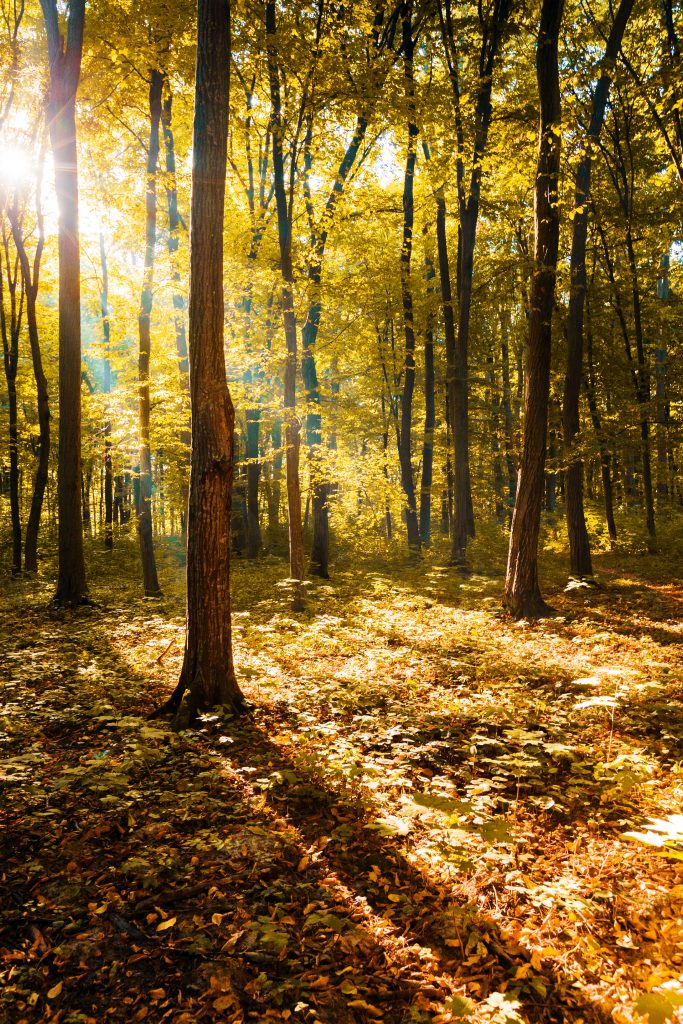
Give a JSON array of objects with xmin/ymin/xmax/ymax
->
[{"xmin": 0, "ymin": 142, "xmax": 32, "ymax": 189}]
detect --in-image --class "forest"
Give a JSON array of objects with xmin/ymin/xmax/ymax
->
[{"xmin": 1, "ymin": 0, "xmax": 683, "ymax": 1022}]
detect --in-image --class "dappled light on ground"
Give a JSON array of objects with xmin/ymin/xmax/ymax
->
[{"xmin": 1, "ymin": 544, "xmax": 683, "ymax": 1023}]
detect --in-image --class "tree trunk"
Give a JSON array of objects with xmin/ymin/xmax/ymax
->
[
  {"xmin": 562, "ymin": 0, "xmax": 634, "ymax": 579},
  {"xmin": 584, "ymin": 297, "xmax": 617, "ymax": 544},
  {"xmin": 98, "ymin": 232, "xmax": 113, "ymax": 552},
  {"xmin": 161, "ymin": 91, "xmax": 191, "ymax": 509},
  {"xmin": 40, "ymin": 0, "xmax": 87, "ymax": 604},
  {"xmin": 504, "ymin": 0, "xmax": 564, "ymax": 618},
  {"xmin": 398, "ymin": 0, "xmax": 421, "ymax": 553},
  {"xmin": 163, "ymin": 0, "xmax": 245, "ymax": 724},
  {"xmin": 137, "ymin": 68, "xmax": 164, "ymax": 597},
  {"xmin": 419, "ymin": 236, "xmax": 436, "ymax": 546},
  {"xmin": 266, "ymin": 0, "xmax": 305, "ymax": 608}
]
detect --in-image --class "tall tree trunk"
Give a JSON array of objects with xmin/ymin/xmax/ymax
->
[
  {"xmin": 563, "ymin": 0, "xmax": 634, "ymax": 580},
  {"xmin": 8, "ymin": 176, "xmax": 48, "ymax": 574},
  {"xmin": 161, "ymin": 92, "xmax": 191, "ymax": 509},
  {"xmin": 163, "ymin": 0, "xmax": 245, "ymax": 724},
  {"xmin": 419, "ymin": 233, "xmax": 436, "ymax": 546},
  {"xmin": 1, "ymin": 219, "xmax": 23, "ymax": 576},
  {"xmin": 584, "ymin": 294, "xmax": 617, "ymax": 544},
  {"xmin": 440, "ymin": 0, "xmax": 512, "ymax": 562},
  {"xmin": 435, "ymin": 189, "xmax": 456, "ymax": 538},
  {"xmin": 398, "ymin": 0, "xmax": 421, "ymax": 553},
  {"xmin": 137, "ymin": 68, "xmax": 164, "ymax": 596},
  {"xmin": 99, "ymin": 232, "xmax": 113, "ymax": 552},
  {"xmin": 504, "ymin": 0, "xmax": 564, "ymax": 618},
  {"xmin": 40, "ymin": 0, "xmax": 87, "ymax": 604},
  {"xmin": 266, "ymin": 0, "xmax": 305, "ymax": 608}
]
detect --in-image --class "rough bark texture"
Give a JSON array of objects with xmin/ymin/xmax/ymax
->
[
  {"xmin": 137, "ymin": 68, "xmax": 163, "ymax": 597},
  {"xmin": 40, "ymin": 0, "xmax": 87, "ymax": 605},
  {"xmin": 266, "ymin": 0, "xmax": 305, "ymax": 608},
  {"xmin": 166, "ymin": 0, "xmax": 245, "ymax": 723},
  {"xmin": 563, "ymin": 0, "xmax": 634, "ymax": 580},
  {"xmin": 504, "ymin": 0, "xmax": 564, "ymax": 619}
]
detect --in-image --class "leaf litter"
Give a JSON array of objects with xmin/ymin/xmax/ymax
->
[{"xmin": 1, "ymin": 543, "xmax": 683, "ymax": 1024}]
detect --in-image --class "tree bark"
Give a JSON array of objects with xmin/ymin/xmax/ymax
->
[
  {"xmin": 40, "ymin": 0, "xmax": 87, "ymax": 604},
  {"xmin": 9, "ymin": 189, "xmax": 49, "ymax": 574},
  {"xmin": 98, "ymin": 232, "xmax": 113, "ymax": 552},
  {"xmin": 266, "ymin": 0, "xmax": 305, "ymax": 608},
  {"xmin": 137, "ymin": 68, "xmax": 164, "ymax": 596},
  {"xmin": 562, "ymin": 0, "xmax": 634, "ymax": 580},
  {"xmin": 504, "ymin": 0, "xmax": 564, "ymax": 619},
  {"xmin": 419, "ymin": 231, "xmax": 436, "ymax": 546},
  {"xmin": 0, "ymin": 230, "xmax": 22, "ymax": 576},
  {"xmin": 164, "ymin": 0, "xmax": 245, "ymax": 724},
  {"xmin": 398, "ymin": 0, "xmax": 421, "ymax": 553}
]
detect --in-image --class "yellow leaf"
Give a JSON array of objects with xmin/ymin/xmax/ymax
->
[
  {"xmin": 213, "ymin": 996, "xmax": 234, "ymax": 1011},
  {"xmin": 387, "ymin": 893, "xmax": 401, "ymax": 903},
  {"xmin": 297, "ymin": 855, "xmax": 310, "ymax": 871},
  {"xmin": 47, "ymin": 982, "xmax": 63, "ymax": 1000},
  {"xmin": 308, "ymin": 976, "xmax": 329, "ymax": 989},
  {"xmin": 156, "ymin": 917, "xmax": 176, "ymax": 932},
  {"xmin": 347, "ymin": 1000, "xmax": 383, "ymax": 1017},
  {"xmin": 211, "ymin": 913, "xmax": 223, "ymax": 925}
]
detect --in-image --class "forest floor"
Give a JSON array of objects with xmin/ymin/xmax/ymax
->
[{"xmin": 1, "ymin": 534, "xmax": 683, "ymax": 1024}]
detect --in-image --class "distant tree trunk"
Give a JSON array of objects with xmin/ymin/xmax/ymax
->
[
  {"xmin": 504, "ymin": 0, "xmax": 564, "ymax": 618},
  {"xmin": 499, "ymin": 314, "xmax": 516, "ymax": 507},
  {"xmin": 435, "ymin": 188, "xmax": 456, "ymax": 539},
  {"xmin": 162, "ymin": 0, "xmax": 245, "ymax": 724},
  {"xmin": 584, "ymin": 295, "xmax": 617, "ymax": 544},
  {"xmin": 0, "ymin": 237, "xmax": 22, "ymax": 576},
  {"xmin": 563, "ymin": 0, "xmax": 634, "ymax": 580},
  {"xmin": 419, "ymin": 233, "xmax": 436, "ymax": 546},
  {"xmin": 161, "ymin": 91, "xmax": 191, "ymax": 508},
  {"xmin": 266, "ymin": 0, "xmax": 305, "ymax": 608},
  {"xmin": 243, "ymin": 370, "xmax": 262, "ymax": 559},
  {"xmin": 439, "ymin": 0, "xmax": 512, "ymax": 563},
  {"xmin": 40, "ymin": 0, "xmax": 87, "ymax": 605},
  {"xmin": 137, "ymin": 68, "xmax": 164, "ymax": 597},
  {"xmin": 398, "ymin": 0, "xmax": 421, "ymax": 553},
  {"xmin": 10, "ymin": 197, "xmax": 49, "ymax": 574},
  {"xmin": 98, "ymin": 232, "xmax": 113, "ymax": 552},
  {"xmin": 267, "ymin": 417, "xmax": 284, "ymax": 551}
]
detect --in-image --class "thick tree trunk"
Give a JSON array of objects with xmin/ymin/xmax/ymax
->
[
  {"xmin": 164, "ymin": 0, "xmax": 245, "ymax": 724},
  {"xmin": 504, "ymin": 0, "xmax": 564, "ymax": 619},
  {"xmin": 137, "ymin": 69, "xmax": 164, "ymax": 597},
  {"xmin": 266, "ymin": 0, "xmax": 305, "ymax": 608},
  {"xmin": 563, "ymin": 0, "xmax": 634, "ymax": 579},
  {"xmin": 40, "ymin": 0, "xmax": 87, "ymax": 605}
]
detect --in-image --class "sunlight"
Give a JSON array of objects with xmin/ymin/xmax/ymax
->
[{"xmin": 0, "ymin": 142, "xmax": 31, "ymax": 188}]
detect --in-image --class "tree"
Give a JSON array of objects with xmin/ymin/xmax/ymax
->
[
  {"xmin": 562, "ymin": 0, "xmax": 635, "ymax": 582},
  {"xmin": 163, "ymin": 0, "xmax": 245, "ymax": 724},
  {"xmin": 39, "ymin": 0, "xmax": 87, "ymax": 605},
  {"xmin": 137, "ymin": 67, "xmax": 163, "ymax": 597},
  {"xmin": 503, "ymin": 0, "xmax": 564, "ymax": 619}
]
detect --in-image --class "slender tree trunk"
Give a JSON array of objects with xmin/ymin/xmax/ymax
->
[
  {"xmin": 137, "ymin": 69, "xmax": 164, "ymax": 596},
  {"xmin": 162, "ymin": 0, "xmax": 245, "ymax": 724},
  {"xmin": 584, "ymin": 297, "xmax": 617, "ymax": 543},
  {"xmin": 398, "ymin": 0, "xmax": 421, "ymax": 553},
  {"xmin": 419, "ymin": 235, "xmax": 436, "ymax": 546},
  {"xmin": 161, "ymin": 91, "xmax": 191, "ymax": 509},
  {"xmin": 266, "ymin": 0, "xmax": 305, "ymax": 608},
  {"xmin": 40, "ymin": 0, "xmax": 87, "ymax": 604},
  {"xmin": 563, "ymin": 0, "xmax": 634, "ymax": 579},
  {"xmin": 435, "ymin": 189, "xmax": 456, "ymax": 539},
  {"xmin": 98, "ymin": 232, "xmax": 113, "ymax": 552},
  {"xmin": 504, "ymin": 0, "xmax": 564, "ymax": 618}
]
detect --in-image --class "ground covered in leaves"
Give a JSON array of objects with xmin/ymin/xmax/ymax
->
[{"xmin": 1, "ymin": 537, "xmax": 683, "ymax": 1024}]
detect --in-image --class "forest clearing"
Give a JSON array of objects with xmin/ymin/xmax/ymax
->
[
  {"xmin": 1, "ymin": 539, "xmax": 683, "ymax": 1024},
  {"xmin": 2, "ymin": 0, "xmax": 683, "ymax": 1020}
]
